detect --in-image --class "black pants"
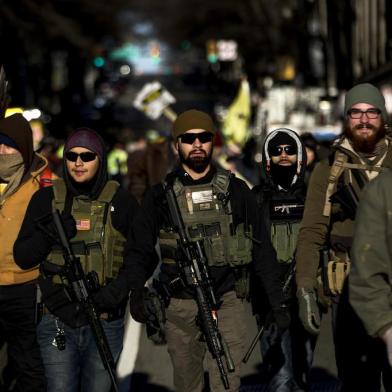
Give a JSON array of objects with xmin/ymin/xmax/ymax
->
[
  {"xmin": 333, "ymin": 286, "xmax": 392, "ymax": 392},
  {"xmin": 0, "ymin": 283, "xmax": 46, "ymax": 392}
]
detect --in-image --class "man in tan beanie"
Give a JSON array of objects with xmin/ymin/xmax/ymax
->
[
  {"xmin": 295, "ymin": 83, "xmax": 392, "ymax": 390},
  {"xmin": 126, "ymin": 109, "xmax": 287, "ymax": 391}
]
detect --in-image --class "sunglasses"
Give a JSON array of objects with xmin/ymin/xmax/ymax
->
[
  {"xmin": 269, "ymin": 145, "xmax": 297, "ymax": 157},
  {"xmin": 65, "ymin": 151, "xmax": 97, "ymax": 162},
  {"xmin": 179, "ymin": 132, "xmax": 213, "ymax": 145}
]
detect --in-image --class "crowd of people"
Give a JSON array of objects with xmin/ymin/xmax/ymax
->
[{"xmin": 0, "ymin": 82, "xmax": 392, "ymax": 392}]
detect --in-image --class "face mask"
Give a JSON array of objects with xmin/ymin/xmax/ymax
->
[{"xmin": 0, "ymin": 153, "xmax": 24, "ymax": 181}]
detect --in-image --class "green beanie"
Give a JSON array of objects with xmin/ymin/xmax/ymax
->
[
  {"xmin": 172, "ymin": 109, "xmax": 215, "ymax": 140},
  {"xmin": 344, "ymin": 83, "xmax": 388, "ymax": 122}
]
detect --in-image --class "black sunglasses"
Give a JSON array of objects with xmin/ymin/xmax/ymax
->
[
  {"xmin": 179, "ymin": 132, "xmax": 213, "ymax": 145},
  {"xmin": 65, "ymin": 151, "xmax": 97, "ymax": 162},
  {"xmin": 269, "ymin": 145, "xmax": 297, "ymax": 157}
]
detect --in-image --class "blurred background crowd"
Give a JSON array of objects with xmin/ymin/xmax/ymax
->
[{"xmin": 1, "ymin": 0, "xmax": 392, "ymax": 196}]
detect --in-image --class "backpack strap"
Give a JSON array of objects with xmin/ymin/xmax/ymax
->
[{"xmin": 323, "ymin": 151, "xmax": 347, "ymax": 217}]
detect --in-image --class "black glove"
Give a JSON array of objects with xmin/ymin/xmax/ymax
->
[
  {"xmin": 60, "ymin": 212, "xmax": 77, "ymax": 239},
  {"xmin": 129, "ymin": 288, "xmax": 148, "ymax": 323},
  {"xmin": 272, "ymin": 305, "xmax": 291, "ymax": 331},
  {"xmin": 43, "ymin": 212, "xmax": 77, "ymax": 244}
]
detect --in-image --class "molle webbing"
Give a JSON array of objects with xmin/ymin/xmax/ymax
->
[
  {"xmin": 160, "ymin": 169, "xmax": 252, "ymax": 267},
  {"xmin": 50, "ymin": 179, "xmax": 125, "ymax": 284}
]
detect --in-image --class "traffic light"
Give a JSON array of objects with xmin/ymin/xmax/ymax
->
[{"xmin": 206, "ymin": 40, "xmax": 218, "ymax": 63}]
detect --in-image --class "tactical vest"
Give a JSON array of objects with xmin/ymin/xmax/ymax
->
[
  {"xmin": 269, "ymin": 199, "xmax": 304, "ymax": 263},
  {"xmin": 159, "ymin": 170, "xmax": 252, "ymax": 267},
  {"xmin": 47, "ymin": 178, "xmax": 126, "ymax": 286}
]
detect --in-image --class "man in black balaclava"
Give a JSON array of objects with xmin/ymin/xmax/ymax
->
[{"xmin": 252, "ymin": 128, "xmax": 315, "ymax": 391}]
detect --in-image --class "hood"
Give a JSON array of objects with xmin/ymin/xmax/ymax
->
[
  {"xmin": 62, "ymin": 128, "xmax": 108, "ymax": 199},
  {"xmin": 261, "ymin": 128, "xmax": 307, "ymax": 190},
  {"xmin": 0, "ymin": 113, "xmax": 34, "ymax": 170}
]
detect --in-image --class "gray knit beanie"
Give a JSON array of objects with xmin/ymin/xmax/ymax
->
[{"xmin": 344, "ymin": 83, "xmax": 388, "ymax": 122}]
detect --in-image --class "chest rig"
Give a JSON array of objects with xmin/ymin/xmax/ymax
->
[
  {"xmin": 47, "ymin": 178, "xmax": 126, "ymax": 286},
  {"xmin": 269, "ymin": 197, "xmax": 304, "ymax": 263},
  {"xmin": 159, "ymin": 170, "xmax": 252, "ymax": 267}
]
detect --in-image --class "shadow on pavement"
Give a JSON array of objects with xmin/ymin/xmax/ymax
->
[
  {"xmin": 129, "ymin": 372, "xmax": 174, "ymax": 392},
  {"xmin": 239, "ymin": 365, "xmax": 341, "ymax": 392}
]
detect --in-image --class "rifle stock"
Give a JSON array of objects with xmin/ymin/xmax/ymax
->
[
  {"xmin": 164, "ymin": 183, "xmax": 234, "ymax": 390},
  {"xmin": 51, "ymin": 208, "xmax": 119, "ymax": 392}
]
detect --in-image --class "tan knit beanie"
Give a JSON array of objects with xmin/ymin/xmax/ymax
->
[{"xmin": 172, "ymin": 109, "xmax": 215, "ymax": 139}]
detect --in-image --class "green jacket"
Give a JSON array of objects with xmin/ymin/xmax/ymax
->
[
  {"xmin": 350, "ymin": 170, "xmax": 392, "ymax": 337},
  {"xmin": 296, "ymin": 136, "xmax": 392, "ymax": 290}
]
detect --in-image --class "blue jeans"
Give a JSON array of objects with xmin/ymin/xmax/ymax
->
[{"xmin": 37, "ymin": 314, "xmax": 124, "ymax": 392}]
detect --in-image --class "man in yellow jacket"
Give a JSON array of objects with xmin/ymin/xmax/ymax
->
[{"xmin": 0, "ymin": 113, "xmax": 48, "ymax": 391}]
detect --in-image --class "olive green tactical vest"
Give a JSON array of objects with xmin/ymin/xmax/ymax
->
[
  {"xmin": 159, "ymin": 170, "xmax": 252, "ymax": 267},
  {"xmin": 47, "ymin": 178, "xmax": 126, "ymax": 286},
  {"xmin": 271, "ymin": 221, "xmax": 300, "ymax": 263}
]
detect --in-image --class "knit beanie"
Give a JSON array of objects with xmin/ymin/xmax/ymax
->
[
  {"xmin": 172, "ymin": 109, "xmax": 215, "ymax": 140},
  {"xmin": 268, "ymin": 131, "xmax": 297, "ymax": 152},
  {"xmin": 64, "ymin": 127, "xmax": 104, "ymax": 161},
  {"xmin": 344, "ymin": 83, "xmax": 388, "ymax": 122}
]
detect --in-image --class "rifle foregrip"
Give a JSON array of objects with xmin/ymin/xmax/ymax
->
[{"xmin": 221, "ymin": 335, "xmax": 235, "ymax": 372}]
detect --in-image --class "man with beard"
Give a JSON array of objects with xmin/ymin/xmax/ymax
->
[
  {"xmin": 295, "ymin": 83, "xmax": 392, "ymax": 391},
  {"xmin": 126, "ymin": 109, "xmax": 289, "ymax": 392},
  {"xmin": 0, "ymin": 114, "xmax": 49, "ymax": 391},
  {"xmin": 252, "ymin": 128, "xmax": 315, "ymax": 391}
]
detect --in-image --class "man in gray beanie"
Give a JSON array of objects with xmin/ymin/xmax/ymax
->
[{"xmin": 295, "ymin": 83, "xmax": 392, "ymax": 391}]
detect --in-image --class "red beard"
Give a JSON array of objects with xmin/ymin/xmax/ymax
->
[{"xmin": 344, "ymin": 122, "xmax": 386, "ymax": 154}]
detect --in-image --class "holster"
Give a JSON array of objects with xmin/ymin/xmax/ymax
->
[{"xmin": 320, "ymin": 247, "xmax": 350, "ymax": 296}]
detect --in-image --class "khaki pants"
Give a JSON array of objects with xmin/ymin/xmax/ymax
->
[{"xmin": 165, "ymin": 290, "xmax": 246, "ymax": 392}]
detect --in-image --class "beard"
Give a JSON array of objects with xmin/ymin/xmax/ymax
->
[
  {"xmin": 344, "ymin": 120, "xmax": 386, "ymax": 154},
  {"xmin": 179, "ymin": 147, "xmax": 212, "ymax": 173}
]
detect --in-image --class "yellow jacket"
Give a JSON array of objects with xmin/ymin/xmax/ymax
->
[{"xmin": 0, "ymin": 153, "xmax": 49, "ymax": 285}]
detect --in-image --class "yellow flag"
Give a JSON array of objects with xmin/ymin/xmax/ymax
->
[{"xmin": 222, "ymin": 79, "xmax": 251, "ymax": 148}]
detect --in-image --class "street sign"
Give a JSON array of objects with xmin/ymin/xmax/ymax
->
[{"xmin": 133, "ymin": 81, "xmax": 176, "ymax": 120}]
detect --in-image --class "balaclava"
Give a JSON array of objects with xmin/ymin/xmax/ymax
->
[
  {"xmin": 0, "ymin": 114, "xmax": 34, "ymax": 204},
  {"xmin": 263, "ymin": 128, "xmax": 306, "ymax": 190},
  {"xmin": 0, "ymin": 113, "xmax": 34, "ymax": 169},
  {"xmin": 63, "ymin": 127, "xmax": 107, "ymax": 199}
]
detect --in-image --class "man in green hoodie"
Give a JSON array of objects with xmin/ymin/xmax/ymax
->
[{"xmin": 295, "ymin": 83, "xmax": 392, "ymax": 391}]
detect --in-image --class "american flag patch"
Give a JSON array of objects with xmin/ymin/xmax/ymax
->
[{"xmin": 76, "ymin": 219, "xmax": 91, "ymax": 231}]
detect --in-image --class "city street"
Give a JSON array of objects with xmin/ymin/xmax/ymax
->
[{"xmin": 117, "ymin": 302, "xmax": 341, "ymax": 392}]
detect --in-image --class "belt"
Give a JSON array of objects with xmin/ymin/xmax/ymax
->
[{"xmin": 42, "ymin": 305, "xmax": 124, "ymax": 321}]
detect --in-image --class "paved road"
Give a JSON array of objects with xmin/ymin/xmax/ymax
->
[
  {"xmin": 117, "ymin": 302, "xmax": 341, "ymax": 392},
  {"xmin": 0, "ymin": 302, "xmax": 341, "ymax": 391}
]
